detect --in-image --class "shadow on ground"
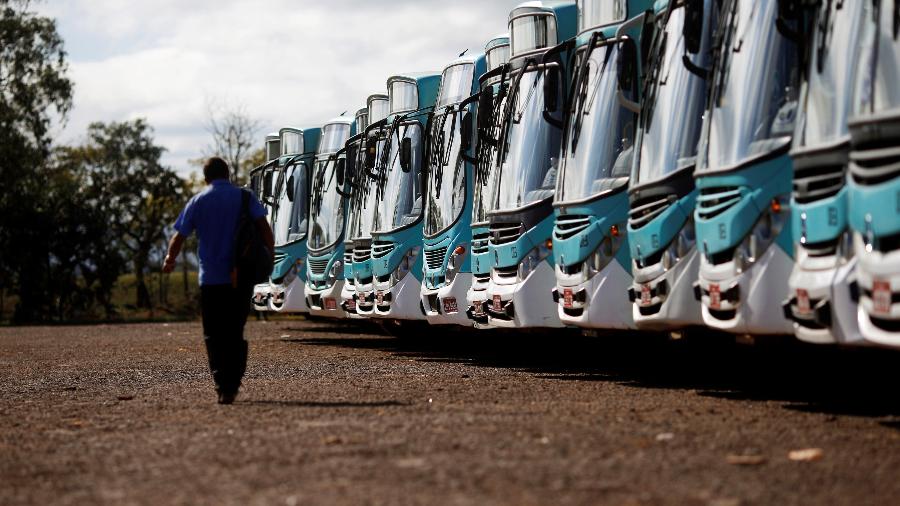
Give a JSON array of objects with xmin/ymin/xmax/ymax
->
[
  {"xmin": 242, "ymin": 400, "xmax": 410, "ymax": 408},
  {"xmin": 282, "ymin": 321, "xmax": 900, "ymax": 422}
]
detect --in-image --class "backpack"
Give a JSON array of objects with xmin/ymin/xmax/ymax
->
[{"xmin": 232, "ymin": 189, "xmax": 273, "ymax": 286}]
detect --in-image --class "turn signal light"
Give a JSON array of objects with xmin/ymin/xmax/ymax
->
[
  {"xmin": 771, "ymin": 198, "xmax": 782, "ymax": 213},
  {"xmin": 610, "ymin": 225, "xmax": 620, "ymax": 237},
  {"xmin": 454, "ymin": 245, "xmax": 466, "ymax": 255},
  {"xmin": 545, "ymin": 239, "xmax": 553, "ymax": 250}
]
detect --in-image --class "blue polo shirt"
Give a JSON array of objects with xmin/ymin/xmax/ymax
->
[{"xmin": 174, "ymin": 179, "xmax": 267, "ymax": 286}]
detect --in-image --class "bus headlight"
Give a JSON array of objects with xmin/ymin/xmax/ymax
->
[
  {"xmin": 662, "ymin": 218, "xmax": 696, "ymax": 271},
  {"xmin": 283, "ymin": 258, "xmax": 302, "ymax": 285},
  {"xmin": 445, "ymin": 244, "xmax": 467, "ymax": 284},
  {"xmin": 733, "ymin": 195, "xmax": 788, "ymax": 274},
  {"xmin": 327, "ymin": 260, "xmax": 343, "ymax": 284},
  {"xmin": 390, "ymin": 246, "xmax": 420, "ymax": 286},
  {"xmin": 584, "ymin": 224, "xmax": 626, "ymax": 279},
  {"xmin": 835, "ymin": 229, "xmax": 854, "ymax": 265},
  {"xmin": 518, "ymin": 241, "xmax": 552, "ymax": 282}
]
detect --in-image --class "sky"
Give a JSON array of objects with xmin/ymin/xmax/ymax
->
[{"xmin": 36, "ymin": 0, "xmax": 522, "ymax": 176}]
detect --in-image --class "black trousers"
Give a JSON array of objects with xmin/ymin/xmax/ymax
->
[{"xmin": 200, "ymin": 283, "xmax": 252, "ymax": 395}]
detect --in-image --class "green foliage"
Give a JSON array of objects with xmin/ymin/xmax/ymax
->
[
  {"xmin": 0, "ymin": 0, "xmax": 74, "ymax": 322},
  {"xmin": 73, "ymin": 119, "xmax": 187, "ymax": 310},
  {"xmin": 0, "ymin": 3, "xmax": 191, "ymax": 323}
]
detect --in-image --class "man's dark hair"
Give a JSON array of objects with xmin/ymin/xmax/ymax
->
[{"xmin": 203, "ymin": 157, "xmax": 230, "ymax": 181}]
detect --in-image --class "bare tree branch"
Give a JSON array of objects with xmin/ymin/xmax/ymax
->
[{"xmin": 203, "ymin": 97, "xmax": 262, "ymax": 186}]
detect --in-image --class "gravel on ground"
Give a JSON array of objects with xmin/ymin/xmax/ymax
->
[{"xmin": 1, "ymin": 319, "xmax": 899, "ymax": 505}]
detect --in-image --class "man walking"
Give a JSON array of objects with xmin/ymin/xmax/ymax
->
[{"xmin": 163, "ymin": 157, "xmax": 273, "ymax": 404}]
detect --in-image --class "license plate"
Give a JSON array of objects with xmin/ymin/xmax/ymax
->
[
  {"xmin": 472, "ymin": 300, "xmax": 484, "ymax": 316},
  {"xmin": 873, "ymin": 279, "xmax": 891, "ymax": 315},
  {"xmin": 709, "ymin": 283, "xmax": 721, "ymax": 309},
  {"xmin": 442, "ymin": 297, "xmax": 458, "ymax": 314},
  {"xmin": 492, "ymin": 294, "xmax": 502, "ymax": 312},
  {"xmin": 796, "ymin": 288, "xmax": 811, "ymax": 315},
  {"xmin": 346, "ymin": 298, "xmax": 356, "ymax": 311},
  {"xmin": 640, "ymin": 284, "xmax": 652, "ymax": 305},
  {"xmin": 376, "ymin": 291, "xmax": 384, "ymax": 305},
  {"xmin": 563, "ymin": 288, "xmax": 574, "ymax": 309},
  {"xmin": 324, "ymin": 298, "xmax": 337, "ymax": 311}
]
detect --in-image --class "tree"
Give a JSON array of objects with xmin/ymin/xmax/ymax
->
[
  {"xmin": 0, "ymin": 0, "xmax": 73, "ymax": 322},
  {"xmin": 244, "ymin": 146, "xmax": 267, "ymax": 172},
  {"xmin": 79, "ymin": 120, "xmax": 186, "ymax": 309},
  {"xmin": 204, "ymin": 99, "xmax": 262, "ymax": 186}
]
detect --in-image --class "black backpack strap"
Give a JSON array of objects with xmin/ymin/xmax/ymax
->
[{"xmin": 241, "ymin": 188, "xmax": 251, "ymax": 217}]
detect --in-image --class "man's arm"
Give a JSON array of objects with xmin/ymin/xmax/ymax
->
[
  {"xmin": 163, "ymin": 232, "xmax": 186, "ymax": 273},
  {"xmin": 256, "ymin": 217, "xmax": 275, "ymax": 260}
]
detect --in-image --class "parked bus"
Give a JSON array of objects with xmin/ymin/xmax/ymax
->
[
  {"xmin": 626, "ymin": 0, "xmax": 716, "ymax": 332},
  {"xmin": 783, "ymin": 0, "xmax": 870, "ymax": 345},
  {"xmin": 847, "ymin": 0, "xmax": 900, "ymax": 346},
  {"xmin": 466, "ymin": 34, "xmax": 511, "ymax": 328},
  {"xmin": 367, "ymin": 72, "xmax": 441, "ymax": 321},
  {"xmin": 305, "ymin": 116, "xmax": 356, "ymax": 317},
  {"xmin": 483, "ymin": 1, "xmax": 577, "ymax": 328},
  {"xmin": 420, "ymin": 51, "xmax": 487, "ymax": 326},
  {"xmin": 692, "ymin": 0, "xmax": 809, "ymax": 335}
]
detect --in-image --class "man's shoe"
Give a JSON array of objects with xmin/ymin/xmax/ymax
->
[{"xmin": 218, "ymin": 392, "xmax": 238, "ymax": 405}]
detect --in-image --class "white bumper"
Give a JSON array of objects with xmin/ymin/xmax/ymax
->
[
  {"xmin": 465, "ymin": 276, "xmax": 494, "ymax": 329},
  {"xmin": 340, "ymin": 281, "xmax": 367, "ymax": 319},
  {"xmin": 306, "ymin": 281, "xmax": 347, "ymax": 318},
  {"xmin": 486, "ymin": 261, "xmax": 562, "ymax": 328},
  {"xmin": 855, "ymin": 233, "xmax": 900, "ymax": 347},
  {"xmin": 371, "ymin": 275, "xmax": 426, "ymax": 321},
  {"xmin": 269, "ymin": 277, "xmax": 308, "ymax": 313},
  {"xmin": 354, "ymin": 280, "xmax": 376, "ymax": 317},
  {"xmin": 786, "ymin": 246, "xmax": 864, "ymax": 345},
  {"xmin": 698, "ymin": 245, "xmax": 793, "ymax": 335},
  {"xmin": 555, "ymin": 260, "xmax": 634, "ymax": 330},
  {"xmin": 631, "ymin": 249, "xmax": 702, "ymax": 331},
  {"xmin": 421, "ymin": 273, "xmax": 473, "ymax": 326},
  {"xmin": 251, "ymin": 283, "xmax": 271, "ymax": 312}
]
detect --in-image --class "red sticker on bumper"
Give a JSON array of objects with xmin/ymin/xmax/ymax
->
[
  {"xmin": 640, "ymin": 284, "xmax": 651, "ymax": 305},
  {"xmin": 709, "ymin": 284, "xmax": 721, "ymax": 310},
  {"xmin": 442, "ymin": 297, "xmax": 458, "ymax": 314},
  {"xmin": 873, "ymin": 279, "xmax": 891, "ymax": 315},
  {"xmin": 796, "ymin": 288, "xmax": 810, "ymax": 315}
]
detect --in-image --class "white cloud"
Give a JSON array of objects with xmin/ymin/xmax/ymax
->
[{"xmin": 37, "ymin": 0, "xmax": 521, "ymax": 175}]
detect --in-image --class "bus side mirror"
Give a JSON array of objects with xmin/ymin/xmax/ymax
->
[
  {"xmin": 460, "ymin": 111, "xmax": 473, "ymax": 152},
  {"xmin": 263, "ymin": 171, "xmax": 274, "ymax": 199},
  {"xmin": 365, "ymin": 137, "xmax": 377, "ymax": 169},
  {"xmin": 286, "ymin": 175, "xmax": 295, "ymax": 202},
  {"xmin": 544, "ymin": 64, "xmax": 560, "ymax": 113},
  {"xmin": 400, "ymin": 137, "xmax": 412, "ymax": 173},
  {"xmin": 336, "ymin": 158, "xmax": 346, "ymax": 187},
  {"xmin": 616, "ymin": 41, "xmax": 641, "ymax": 114},
  {"xmin": 477, "ymin": 88, "xmax": 493, "ymax": 133},
  {"xmin": 682, "ymin": 0, "xmax": 704, "ymax": 54}
]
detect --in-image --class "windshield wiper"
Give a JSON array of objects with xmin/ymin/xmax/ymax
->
[
  {"xmin": 374, "ymin": 106, "xmax": 434, "ymax": 203},
  {"xmin": 474, "ymin": 65, "xmax": 509, "ymax": 193},
  {"xmin": 711, "ymin": 0, "xmax": 739, "ymax": 107},
  {"xmin": 640, "ymin": 14, "xmax": 672, "ymax": 132},
  {"xmin": 310, "ymin": 154, "xmax": 339, "ymax": 217},
  {"xmin": 428, "ymin": 105, "xmax": 460, "ymax": 199},
  {"xmin": 568, "ymin": 37, "xmax": 618, "ymax": 154},
  {"xmin": 496, "ymin": 58, "xmax": 538, "ymax": 170}
]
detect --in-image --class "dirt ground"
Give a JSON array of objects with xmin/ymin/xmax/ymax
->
[{"xmin": 1, "ymin": 319, "xmax": 899, "ymax": 505}]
